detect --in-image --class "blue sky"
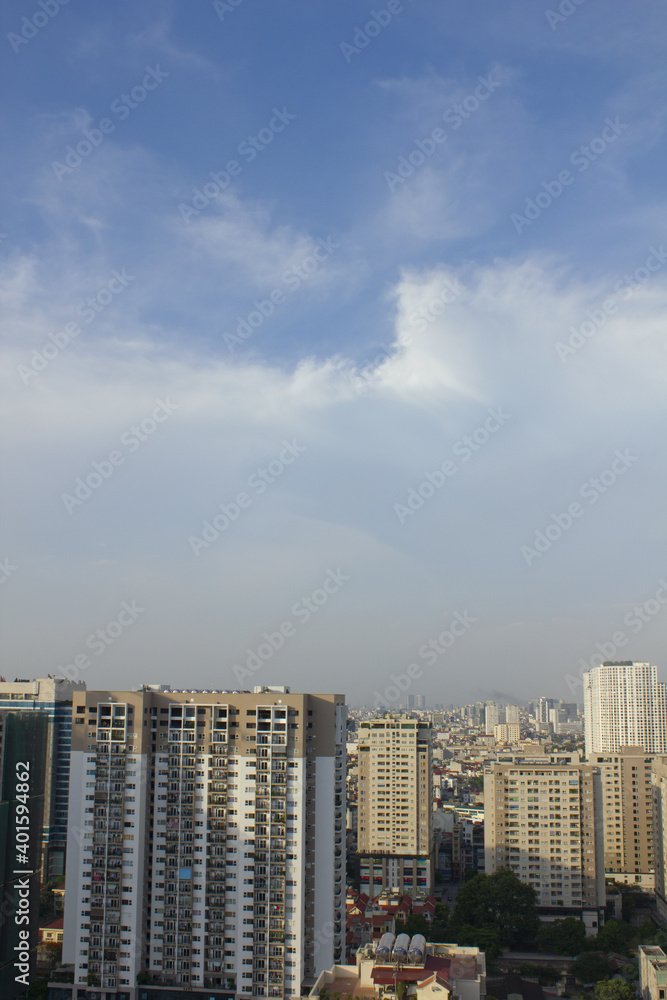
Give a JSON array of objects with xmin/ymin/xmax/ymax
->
[{"xmin": 2, "ymin": 0, "xmax": 667, "ymax": 705}]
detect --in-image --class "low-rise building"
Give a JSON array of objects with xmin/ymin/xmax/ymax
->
[
  {"xmin": 310, "ymin": 939, "xmax": 485, "ymax": 1000},
  {"xmin": 639, "ymin": 944, "xmax": 667, "ymax": 1000}
]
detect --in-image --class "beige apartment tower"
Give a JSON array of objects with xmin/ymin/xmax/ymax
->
[
  {"xmin": 591, "ymin": 748, "xmax": 655, "ymax": 890},
  {"xmin": 651, "ymin": 757, "xmax": 667, "ymax": 924},
  {"xmin": 484, "ymin": 755, "xmax": 606, "ymax": 932},
  {"xmin": 60, "ymin": 685, "xmax": 346, "ymax": 1000},
  {"xmin": 357, "ymin": 714, "xmax": 433, "ymax": 897},
  {"xmin": 494, "ymin": 724, "xmax": 521, "ymax": 744}
]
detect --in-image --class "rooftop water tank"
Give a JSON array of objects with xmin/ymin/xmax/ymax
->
[
  {"xmin": 408, "ymin": 934, "xmax": 426, "ymax": 964},
  {"xmin": 376, "ymin": 933, "xmax": 395, "ymax": 963},
  {"xmin": 392, "ymin": 933, "xmax": 410, "ymax": 962}
]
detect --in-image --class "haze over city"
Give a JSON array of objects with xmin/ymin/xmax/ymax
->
[{"xmin": 2, "ymin": 0, "xmax": 667, "ymax": 704}]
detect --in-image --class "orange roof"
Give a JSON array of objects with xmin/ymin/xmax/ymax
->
[{"xmin": 43, "ymin": 918, "xmax": 64, "ymax": 929}]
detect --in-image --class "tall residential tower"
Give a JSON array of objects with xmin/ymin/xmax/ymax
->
[
  {"xmin": 61, "ymin": 686, "xmax": 346, "ymax": 999},
  {"xmin": 0, "ymin": 676, "xmax": 84, "ymax": 878},
  {"xmin": 583, "ymin": 662, "xmax": 667, "ymax": 756},
  {"xmin": 357, "ymin": 714, "xmax": 433, "ymax": 896},
  {"xmin": 484, "ymin": 754, "xmax": 606, "ymax": 933}
]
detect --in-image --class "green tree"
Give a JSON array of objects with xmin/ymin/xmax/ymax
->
[
  {"xmin": 456, "ymin": 924, "xmax": 502, "ymax": 959},
  {"xmin": 39, "ymin": 883, "xmax": 55, "ymax": 917},
  {"xmin": 519, "ymin": 962, "xmax": 562, "ymax": 985},
  {"xmin": 594, "ymin": 980, "xmax": 638, "ymax": 1000},
  {"xmin": 27, "ymin": 982, "xmax": 48, "ymax": 1000},
  {"xmin": 430, "ymin": 903, "xmax": 450, "ymax": 943},
  {"xmin": 571, "ymin": 952, "xmax": 612, "ymax": 984},
  {"xmin": 403, "ymin": 914, "xmax": 429, "ymax": 938},
  {"xmin": 449, "ymin": 868, "xmax": 539, "ymax": 948},
  {"xmin": 44, "ymin": 941, "xmax": 63, "ymax": 968},
  {"xmin": 595, "ymin": 919, "xmax": 630, "ymax": 954},
  {"xmin": 632, "ymin": 920, "xmax": 658, "ymax": 947},
  {"xmin": 538, "ymin": 917, "xmax": 587, "ymax": 955}
]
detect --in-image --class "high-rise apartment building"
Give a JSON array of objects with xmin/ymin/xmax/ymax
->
[
  {"xmin": 536, "ymin": 698, "xmax": 556, "ymax": 725},
  {"xmin": 0, "ymin": 711, "xmax": 49, "ymax": 1000},
  {"xmin": 357, "ymin": 715, "xmax": 433, "ymax": 897},
  {"xmin": 590, "ymin": 748, "xmax": 655, "ymax": 890},
  {"xmin": 493, "ymin": 724, "xmax": 520, "ymax": 744},
  {"xmin": 484, "ymin": 702, "xmax": 500, "ymax": 735},
  {"xmin": 505, "ymin": 705, "xmax": 520, "ymax": 725},
  {"xmin": 61, "ymin": 685, "xmax": 346, "ymax": 999},
  {"xmin": 484, "ymin": 755, "xmax": 605, "ymax": 932},
  {"xmin": 0, "ymin": 676, "xmax": 84, "ymax": 878},
  {"xmin": 651, "ymin": 758, "xmax": 667, "ymax": 923},
  {"xmin": 584, "ymin": 662, "xmax": 667, "ymax": 756}
]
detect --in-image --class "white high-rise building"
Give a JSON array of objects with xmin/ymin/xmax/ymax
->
[
  {"xmin": 61, "ymin": 685, "xmax": 346, "ymax": 999},
  {"xmin": 484, "ymin": 702, "xmax": 500, "ymax": 734},
  {"xmin": 505, "ymin": 704, "xmax": 520, "ymax": 725},
  {"xmin": 583, "ymin": 662, "xmax": 667, "ymax": 756}
]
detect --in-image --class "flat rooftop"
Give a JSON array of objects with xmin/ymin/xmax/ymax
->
[{"xmin": 329, "ymin": 977, "xmax": 375, "ymax": 998}]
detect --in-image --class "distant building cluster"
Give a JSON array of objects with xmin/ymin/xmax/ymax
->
[{"xmin": 5, "ymin": 659, "xmax": 667, "ymax": 999}]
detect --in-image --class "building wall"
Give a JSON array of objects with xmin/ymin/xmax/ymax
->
[
  {"xmin": 0, "ymin": 677, "xmax": 83, "ymax": 879},
  {"xmin": 584, "ymin": 662, "xmax": 667, "ymax": 756},
  {"xmin": 639, "ymin": 945, "xmax": 667, "ymax": 1000},
  {"xmin": 484, "ymin": 756, "xmax": 605, "ymax": 919},
  {"xmin": 357, "ymin": 716, "xmax": 432, "ymax": 856},
  {"xmin": 592, "ymin": 748, "xmax": 655, "ymax": 890},
  {"xmin": 0, "ymin": 712, "xmax": 49, "ymax": 1000},
  {"xmin": 63, "ymin": 687, "xmax": 345, "ymax": 999},
  {"xmin": 357, "ymin": 715, "xmax": 433, "ymax": 895},
  {"xmin": 484, "ymin": 703, "xmax": 499, "ymax": 735},
  {"xmin": 494, "ymin": 724, "xmax": 520, "ymax": 744},
  {"xmin": 652, "ymin": 758, "xmax": 667, "ymax": 922}
]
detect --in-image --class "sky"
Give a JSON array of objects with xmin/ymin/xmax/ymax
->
[{"xmin": 1, "ymin": 0, "xmax": 667, "ymax": 707}]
